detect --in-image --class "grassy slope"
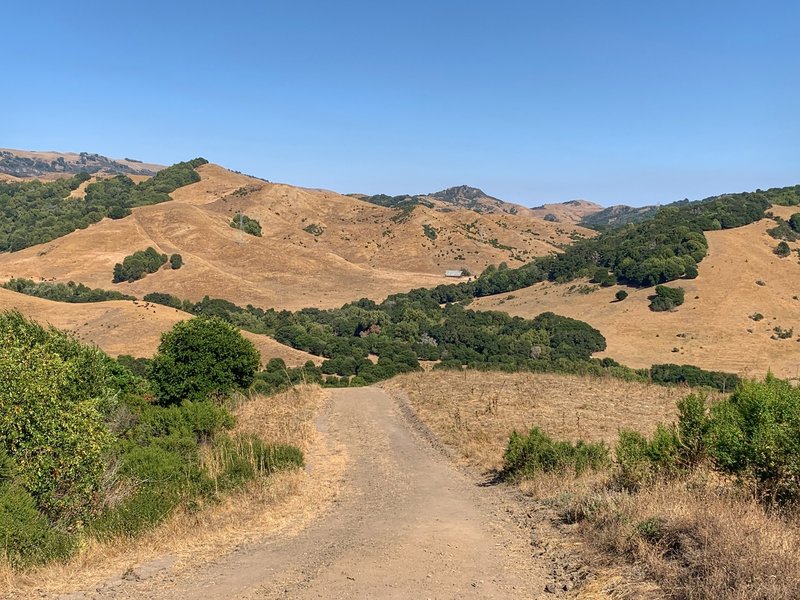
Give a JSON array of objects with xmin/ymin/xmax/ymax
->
[
  {"xmin": 0, "ymin": 287, "xmax": 319, "ymax": 364},
  {"xmin": 473, "ymin": 209, "xmax": 800, "ymax": 378},
  {"xmin": 0, "ymin": 164, "xmax": 592, "ymax": 311}
]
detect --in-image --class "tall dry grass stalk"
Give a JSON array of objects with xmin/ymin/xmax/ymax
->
[
  {"xmin": 565, "ymin": 478, "xmax": 800, "ymax": 600},
  {"xmin": 0, "ymin": 385, "xmax": 336, "ymax": 600}
]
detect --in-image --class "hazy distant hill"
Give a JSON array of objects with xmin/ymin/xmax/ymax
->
[
  {"xmin": 0, "ymin": 148, "xmax": 163, "ymax": 179},
  {"xmin": 357, "ymin": 185, "xmax": 604, "ymax": 224}
]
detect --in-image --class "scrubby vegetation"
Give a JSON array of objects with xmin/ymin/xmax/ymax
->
[
  {"xmin": 303, "ymin": 223, "xmax": 324, "ymax": 236},
  {"xmin": 505, "ymin": 375, "xmax": 800, "ymax": 598},
  {"xmin": 502, "ymin": 428, "xmax": 609, "ymax": 479},
  {"xmin": 0, "ymin": 159, "xmax": 206, "ymax": 252},
  {"xmin": 169, "ymin": 253, "xmax": 183, "ymax": 269},
  {"xmin": 2, "ymin": 278, "xmax": 135, "ymax": 302},
  {"xmin": 230, "ymin": 213, "xmax": 262, "ymax": 237},
  {"xmin": 648, "ymin": 285, "xmax": 685, "ymax": 312},
  {"xmin": 614, "ymin": 289, "xmax": 628, "ymax": 301},
  {"xmin": 0, "ymin": 311, "xmax": 301, "ymax": 569},
  {"xmin": 112, "ymin": 247, "xmax": 168, "ymax": 283},
  {"xmin": 649, "ymin": 363, "xmax": 740, "ymax": 391},
  {"xmin": 774, "ymin": 240, "xmax": 791, "ymax": 257}
]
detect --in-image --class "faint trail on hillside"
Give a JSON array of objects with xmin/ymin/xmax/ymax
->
[{"xmin": 64, "ymin": 388, "xmax": 558, "ymax": 599}]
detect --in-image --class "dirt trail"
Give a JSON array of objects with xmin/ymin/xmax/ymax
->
[{"xmin": 64, "ymin": 387, "xmax": 566, "ymax": 599}]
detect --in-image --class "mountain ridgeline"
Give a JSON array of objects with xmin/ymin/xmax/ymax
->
[
  {"xmin": 0, "ymin": 149, "xmax": 162, "ymax": 178},
  {"xmin": 358, "ymin": 185, "xmax": 525, "ymax": 215},
  {"xmin": 579, "ymin": 184, "xmax": 800, "ymax": 230}
]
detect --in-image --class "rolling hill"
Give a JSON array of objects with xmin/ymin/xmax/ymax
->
[
  {"xmin": 473, "ymin": 205, "xmax": 800, "ymax": 379},
  {"xmin": 0, "ymin": 286, "xmax": 318, "ymax": 364},
  {"xmin": 0, "ymin": 163, "xmax": 594, "ymax": 311}
]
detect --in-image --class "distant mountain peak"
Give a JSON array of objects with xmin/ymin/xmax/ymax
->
[{"xmin": 430, "ymin": 185, "xmax": 499, "ymax": 203}]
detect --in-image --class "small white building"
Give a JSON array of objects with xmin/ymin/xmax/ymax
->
[{"xmin": 444, "ymin": 270, "xmax": 464, "ymax": 278}]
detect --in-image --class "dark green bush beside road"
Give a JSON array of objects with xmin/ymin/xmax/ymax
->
[
  {"xmin": 0, "ymin": 311, "xmax": 300, "ymax": 569},
  {"xmin": 149, "ymin": 317, "xmax": 261, "ymax": 405},
  {"xmin": 506, "ymin": 375, "xmax": 800, "ymax": 506}
]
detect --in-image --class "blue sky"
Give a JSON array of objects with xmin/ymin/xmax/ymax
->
[{"xmin": 3, "ymin": 1, "xmax": 797, "ymax": 206}]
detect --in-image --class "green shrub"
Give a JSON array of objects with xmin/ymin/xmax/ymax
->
[
  {"xmin": 502, "ymin": 427, "xmax": 609, "ymax": 480},
  {"xmin": 113, "ymin": 247, "xmax": 167, "ymax": 283},
  {"xmin": 149, "ymin": 317, "xmax": 261, "ymax": 405},
  {"xmin": 0, "ymin": 312, "xmax": 114, "ymax": 523},
  {"xmin": 708, "ymin": 377, "xmax": 800, "ymax": 504},
  {"xmin": 303, "ymin": 223, "xmax": 324, "ymax": 236},
  {"xmin": 230, "ymin": 214, "xmax": 262, "ymax": 237},
  {"xmin": 790, "ymin": 213, "xmax": 800, "ymax": 232},
  {"xmin": 213, "ymin": 434, "xmax": 304, "ymax": 491},
  {"xmin": 137, "ymin": 400, "xmax": 235, "ymax": 442},
  {"xmin": 2, "ymin": 278, "xmax": 135, "ymax": 303},
  {"xmin": 0, "ymin": 479, "xmax": 75, "ymax": 567},
  {"xmin": 648, "ymin": 285, "xmax": 685, "ymax": 312},
  {"xmin": 774, "ymin": 241, "xmax": 791, "ymax": 257},
  {"xmin": 169, "ymin": 253, "xmax": 183, "ymax": 269},
  {"xmin": 650, "ymin": 364, "xmax": 740, "ymax": 392},
  {"xmin": 422, "ymin": 224, "xmax": 438, "ymax": 240},
  {"xmin": 615, "ymin": 290, "xmax": 628, "ymax": 301}
]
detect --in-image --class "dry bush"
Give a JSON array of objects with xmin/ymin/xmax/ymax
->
[
  {"xmin": 568, "ymin": 480, "xmax": 800, "ymax": 600},
  {"xmin": 0, "ymin": 386, "xmax": 331, "ymax": 599},
  {"xmin": 385, "ymin": 370, "xmax": 694, "ymax": 472}
]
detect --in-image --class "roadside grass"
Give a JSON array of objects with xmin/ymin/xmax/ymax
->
[
  {"xmin": 0, "ymin": 385, "xmax": 331, "ymax": 599},
  {"xmin": 387, "ymin": 371, "xmax": 800, "ymax": 600},
  {"xmin": 384, "ymin": 370, "xmax": 694, "ymax": 471}
]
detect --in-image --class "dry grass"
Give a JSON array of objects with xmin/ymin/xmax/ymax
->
[
  {"xmin": 384, "ymin": 370, "xmax": 694, "ymax": 472},
  {"xmin": 388, "ymin": 370, "xmax": 800, "ymax": 599},
  {"xmin": 473, "ymin": 212, "xmax": 800, "ymax": 379},
  {"xmin": 562, "ymin": 478, "xmax": 800, "ymax": 600},
  {"xmin": 0, "ymin": 385, "xmax": 342, "ymax": 600},
  {"xmin": 0, "ymin": 287, "xmax": 320, "ymax": 365},
  {"xmin": 0, "ymin": 163, "xmax": 588, "ymax": 313}
]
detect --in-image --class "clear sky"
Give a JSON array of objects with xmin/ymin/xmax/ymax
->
[{"xmin": 3, "ymin": 1, "xmax": 797, "ymax": 206}]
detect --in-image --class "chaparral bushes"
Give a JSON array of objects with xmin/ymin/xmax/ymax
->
[{"xmin": 0, "ymin": 311, "xmax": 300, "ymax": 569}]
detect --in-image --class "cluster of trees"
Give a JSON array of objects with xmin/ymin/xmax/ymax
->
[
  {"xmin": 648, "ymin": 286, "xmax": 685, "ymax": 312},
  {"xmin": 142, "ymin": 288, "xmax": 609, "ymax": 385},
  {"xmin": 2, "ymin": 278, "xmax": 135, "ymax": 302},
  {"xmin": 113, "ymin": 247, "xmax": 168, "ymax": 283},
  {"xmin": 0, "ymin": 159, "xmax": 206, "ymax": 253},
  {"xmin": 544, "ymin": 191, "xmax": 771, "ymax": 287},
  {"xmin": 0, "ymin": 312, "xmax": 301, "ymax": 568},
  {"xmin": 230, "ymin": 213, "xmax": 262, "ymax": 237}
]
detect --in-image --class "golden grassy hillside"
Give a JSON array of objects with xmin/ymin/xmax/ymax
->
[
  {"xmin": 527, "ymin": 199, "xmax": 603, "ymax": 224},
  {"xmin": 0, "ymin": 287, "xmax": 318, "ymax": 364},
  {"xmin": 385, "ymin": 370, "xmax": 690, "ymax": 471},
  {"xmin": 474, "ymin": 211, "xmax": 800, "ymax": 378},
  {"xmin": 0, "ymin": 164, "xmax": 593, "ymax": 310}
]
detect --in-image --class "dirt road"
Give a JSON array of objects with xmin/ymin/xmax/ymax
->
[{"xmin": 63, "ymin": 388, "xmax": 568, "ymax": 599}]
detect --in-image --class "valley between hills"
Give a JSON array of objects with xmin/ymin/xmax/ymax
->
[{"xmin": 2, "ymin": 149, "xmax": 800, "ymax": 600}]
